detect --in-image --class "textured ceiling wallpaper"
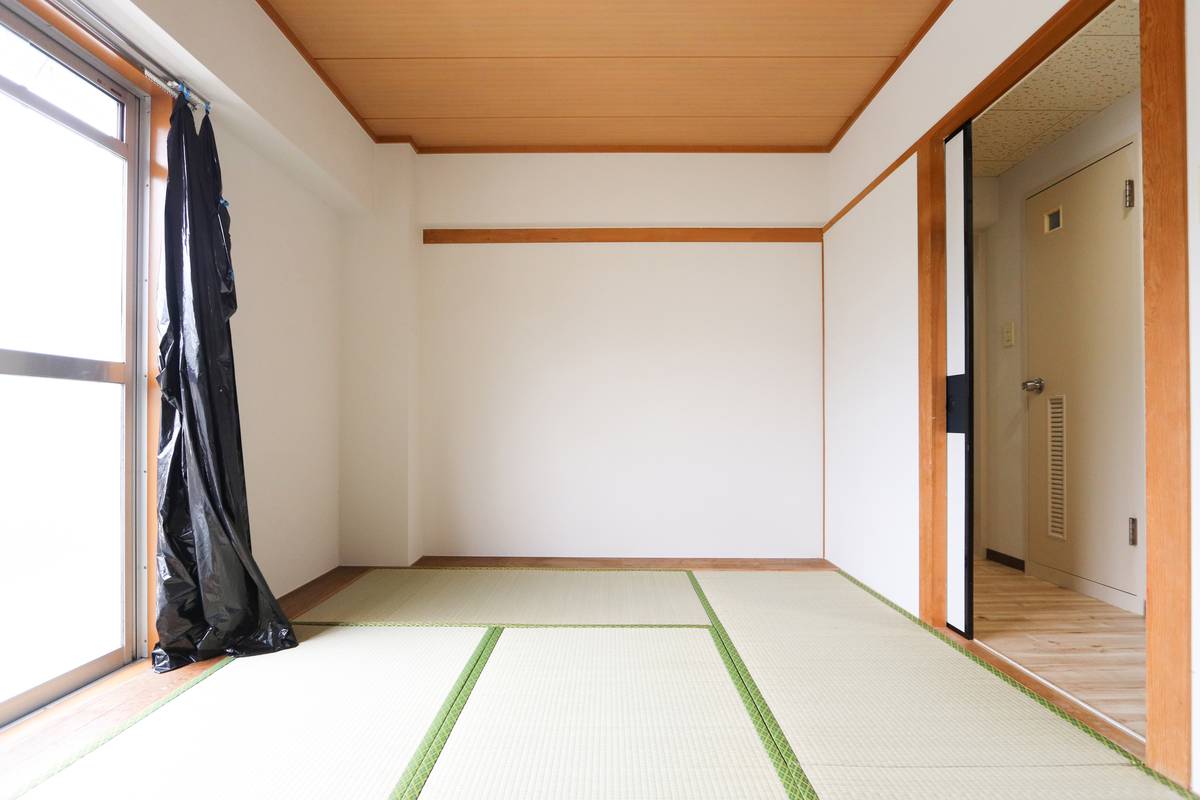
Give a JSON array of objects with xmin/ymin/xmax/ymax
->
[{"xmin": 972, "ymin": 0, "xmax": 1138, "ymax": 177}]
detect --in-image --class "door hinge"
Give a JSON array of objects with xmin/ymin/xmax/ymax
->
[
  {"xmin": 1128, "ymin": 517, "xmax": 1138, "ymax": 546},
  {"xmin": 1123, "ymin": 179, "xmax": 1135, "ymax": 209}
]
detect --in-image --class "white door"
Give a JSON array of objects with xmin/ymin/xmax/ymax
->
[
  {"xmin": 1023, "ymin": 144, "xmax": 1144, "ymax": 611},
  {"xmin": 945, "ymin": 125, "xmax": 973, "ymax": 636}
]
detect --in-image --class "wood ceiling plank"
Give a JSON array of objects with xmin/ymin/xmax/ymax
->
[
  {"xmin": 320, "ymin": 57, "xmax": 893, "ymax": 120},
  {"xmin": 367, "ymin": 115, "xmax": 846, "ymax": 148},
  {"xmin": 265, "ymin": 0, "xmax": 945, "ymax": 59}
]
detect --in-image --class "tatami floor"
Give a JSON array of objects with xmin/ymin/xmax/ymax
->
[
  {"xmin": 974, "ymin": 559, "xmax": 1147, "ymax": 737},
  {"xmin": 2, "ymin": 567, "xmax": 1183, "ymax": 800}
]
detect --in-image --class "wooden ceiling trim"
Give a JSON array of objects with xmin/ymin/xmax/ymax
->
[
  {"xmin": 367, "ymin": 115, "xmax": 847, "ymax": 149},
  {"xmin": 263, "ymin": 0, "xmax": 947, "ymax": 60},
  {"xmin": 255, "ymin": 0, "xmax": 380, "ymax": 142},
  {"xmin": 827, "ymin": 0, "xmax": 954, "ymax": 149}
]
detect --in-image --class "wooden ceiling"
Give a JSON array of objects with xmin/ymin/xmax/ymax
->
[{"xmin": 258, "ymin": 0, "xmax": 949, "ymax": 152}]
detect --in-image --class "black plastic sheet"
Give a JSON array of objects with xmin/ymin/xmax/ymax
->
[{"xmin": 153, "ymin": 94, "xmax": 296, "ymax": 672}]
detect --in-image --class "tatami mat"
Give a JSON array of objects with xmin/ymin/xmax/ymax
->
[
  {"xmin": 298, "ymin": 568, "xmax": 709, "ymax": 626},
  {"xmin": 418, "ymin": 627, "xmax": 789, "ymax": 799},
  {"xmin": 693, "ymin": 571, "xmax": 1180, "ymax": 800},
  {"xmin": 20, "ymin": 626, "xmax": 488, "ymax": 800}
]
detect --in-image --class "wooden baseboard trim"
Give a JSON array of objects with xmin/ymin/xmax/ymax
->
[
  {"xmin": 946, "ymin": 628, "xmax": 1147, "ymax": 760},
  {"xmin": 278, "ymin": 566, "xmax": 372, "ymax": 619},
  {"xmin": 423, "ymin": 227, "xmax": 822, "ymax": 244},
  {"xmin": 984, "ymin": 549, "xmax": 1025, "ymax": 572},
  {"xmin": 410, "ymin": 556, "xmax": 836, "ymax": 571}
]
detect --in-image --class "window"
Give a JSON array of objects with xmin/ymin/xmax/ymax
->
[
  {"xmin": 1044, "ymin": 206, "xmax": 1063, "ymax": 233},
  {"xmin": 0, "ymin": 7, "xmax": 143, "ymax": 726}
]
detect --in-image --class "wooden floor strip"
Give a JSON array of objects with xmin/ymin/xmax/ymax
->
[
  {"xmin": 411, "ymin": 556, "xmax": 835, "ymax": 571},
  {"xmin": 973, "ymin": 559, "xmax": 1146, "ymax": 738}
]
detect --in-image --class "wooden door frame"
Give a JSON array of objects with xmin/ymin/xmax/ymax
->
[{"xmin": 916, "ymin": 0, "xmax": 1190, "ymax": 783}]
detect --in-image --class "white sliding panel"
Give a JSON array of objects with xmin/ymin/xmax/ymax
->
[{"xmin": 944, "ymin": 125, "xmax": 973, "ymax": 637}]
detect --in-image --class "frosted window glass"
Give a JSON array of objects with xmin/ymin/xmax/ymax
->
[
  {"xmin": 0, "ymin": 22, "xmax": 121, "ymax": 138},
  {"xmin": 0, "ymin": 90, "xmax": 127, "ymax": 362},
  {"xmin": 0, "ymin": 375, "xmax": 125, "ymax": 701}
]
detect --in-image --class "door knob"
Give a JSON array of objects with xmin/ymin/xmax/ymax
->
[{"xmin": 1022, "ymin": 378, "xmax": 1045, "ymax": 394}]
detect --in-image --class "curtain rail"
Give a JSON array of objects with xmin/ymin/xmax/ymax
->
[{"xmin": 45, "ymin": 0, "xmax": 212, "ymax": 109}]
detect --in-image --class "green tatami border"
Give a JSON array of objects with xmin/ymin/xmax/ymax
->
[
  {"xmin": 296, "ymin": 620, "xmax": 709, "ymax": 629},
  {"xmin": 7, "ymin": 657, "xmax": 234, "ymax": 800},
  {"xmin": 836, "ymin": 569, "xmax": 1198, "ymax": 800},
  {"xmin": 687, "ymin": 572, "xmax": 819, "ymax": 800},
  {"xmin": 376, "ymin": 566, "xmax": 693, "ymax": 573},
  {"xmin": 391, "ymin": 626, "xmax": 503, "ymax": 800}
]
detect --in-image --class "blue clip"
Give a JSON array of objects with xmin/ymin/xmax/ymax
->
[
  {"xmin": 204, "ymin": 100, "xmax": 211, "ymax": 114},
  {"xmin": 219, "ymin": 197, "xmax": 230, "ymax": 208},
  {"xmin": 181, "ymin": 83, "xmax": 190, "ymax": 101}
]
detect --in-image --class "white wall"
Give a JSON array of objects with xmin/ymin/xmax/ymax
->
[
  {"xmin": 339, "ymin": 145, "xmax": 421, "ymax": 566},
  {"xmin": 418, "ymin": 153, "xmax": 829, "ymax": 227},
  {"xmin": 404, "ymin": 152, "xmax": 830, "ymax": 561},
  {"xmin": 979, "ymin": 92, "xmax": 1141, "ymax": 562},
  {"xmin": 818, "ymin": 0, "xmax": 1076, "ymax": 614},
  {"xmin": 829, "ymin": 0, "xmax": 1069, "ymax": 216},
  {"xmin": 823, "ymin": 157, "xmax": 921, "ymax": 614},
  {"xmin": 417, "ymin": 242, "xmax": 823, "ymax": 558},
  {"xmin": 218, "ymin": 124, "xmax": 342, "ymax": 596}
]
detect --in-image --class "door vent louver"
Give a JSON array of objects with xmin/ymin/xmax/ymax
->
[{"xmin": 1048, "ymin": 395, "xmax": 1066, "ymax": 540}]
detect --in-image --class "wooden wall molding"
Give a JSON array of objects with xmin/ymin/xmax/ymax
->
[
  {"xmin": 1141, "ymin": 0, "xmax": 1191, "ymax": 783},
  {"xmin": 924, "ymin": 0, "xmax": 1112, "ymax": 144},
  {"xmin": 824, "ymin": 144, "xmax": 918, "ymax": 233},
  {"xmin": 825, "ymin": 0, "xmax": 1111, "ymax": 237},
  {"xmin": 423, "ymin": 227, "xmax": 823, "ymax": 244}
]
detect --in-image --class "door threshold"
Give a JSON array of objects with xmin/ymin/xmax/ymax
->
[{"xmin": 942, "ymin": 628, "xmax": 1146, "ymax": 759}]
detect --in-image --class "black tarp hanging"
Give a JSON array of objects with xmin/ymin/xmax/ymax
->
[{"xmin": 153, "ymin": 93, "xmax": 296, "ymax": 672}]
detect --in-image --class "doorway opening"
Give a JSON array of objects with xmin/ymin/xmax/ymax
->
[{"xmin": 966, "ymin": 0, "xmax": 1147, "ymax": 739}]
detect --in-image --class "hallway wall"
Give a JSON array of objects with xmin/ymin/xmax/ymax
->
[{"xmin": 977, "ymin": 92, "xmax": 1142, "ymax": 566}]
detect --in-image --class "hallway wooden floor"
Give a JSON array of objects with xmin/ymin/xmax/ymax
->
[{"xmin": 973, "ymin": 559, "xmax": 1146, "ymax": 736}]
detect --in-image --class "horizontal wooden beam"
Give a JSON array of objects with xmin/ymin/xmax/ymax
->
[
  {"xmin": 413, "ymin": 145, "xmax": 831, "ymax": 154},
  {"xmin": 423, "ymin": 227, "xmax": 822, "ymax": 244}
]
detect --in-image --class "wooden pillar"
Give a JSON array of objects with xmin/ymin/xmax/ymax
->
[
  {"xmin": 1141, "ymin": 0, "xmax": 1191, "ymax": 783},
  {"xmin": 917, "ymin": 136, "xmax": 948, "ymax": 629}
]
